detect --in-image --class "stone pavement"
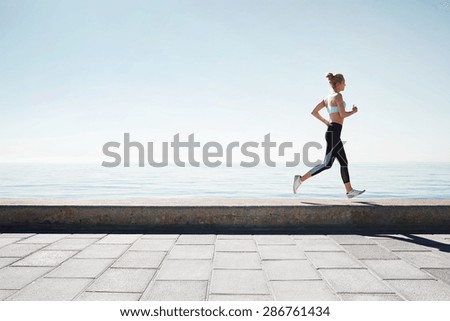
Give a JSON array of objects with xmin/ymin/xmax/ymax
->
[{"xmin": 1, "ymin": 233, "xmax": 450, "ymax": 301}]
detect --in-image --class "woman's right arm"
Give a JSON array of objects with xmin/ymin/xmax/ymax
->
[{"xmin": 311, "ymin": 99, "xmax": 330, "ymax": 126}]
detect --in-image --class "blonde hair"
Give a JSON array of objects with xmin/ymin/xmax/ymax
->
[{"xmin": 326, "ymin": 73, "xmax": 345, "ymax": 90}]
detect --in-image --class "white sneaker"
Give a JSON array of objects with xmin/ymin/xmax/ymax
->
[
  {"xmin": 346, "ymin": 189, "xmax": 365, "ymax": 199},
  {"xmin": 293, "ymin": 175, "xmax": 302, "ymax": 194}
]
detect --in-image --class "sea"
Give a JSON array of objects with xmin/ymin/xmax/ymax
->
[{"xmin": 0, "ymin": 162, "xmax": 449, "ymax": 200}]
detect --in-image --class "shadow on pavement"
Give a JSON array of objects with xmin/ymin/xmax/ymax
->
[{"xmin": 374, "ymin": 234, "xmax": 450, "ymax": 253}]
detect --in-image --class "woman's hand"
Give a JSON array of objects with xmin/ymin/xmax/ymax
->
[{"xmin": 352, "ymin": 105, "xmax": 358, "ymax": 114}]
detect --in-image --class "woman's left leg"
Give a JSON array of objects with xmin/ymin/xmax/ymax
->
[
  {"xmin": 334, "ymin": 139, "xmax": 352, "ymax": 193},
  {"xmin": 335, "ymin": 139, "xmax": 365, "ymax": 197}
]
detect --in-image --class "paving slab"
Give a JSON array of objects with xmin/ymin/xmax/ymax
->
[
  {"xmin": 435, "ymin": 250, "xmax": 450, "ymax": 261},
  {"xmin": 0, "ymin": 290, "xmax": 16, "ymax": 300},
  {"xmin": 362, "ymin": 259, "xmax": 434, "ymax": 280},
  {"xmin": 254, "ymin": 235, "xmax": 295, "ymax": 245},
  {"xmin": 262, "ymin": 260, "xmax": 321, "ymax": 280},
  {"xmin": 0, "ymin": 243, "xmax": 47, "ymax": 257},
  {"xmin": 0, "ymin": 266, "xmax": 53, "ymax": 289},
  {"xmin": 365, "ymin": 235, "xmax": 397, "ymax": 240},
  {"xmin": 176, "ymin": 234, "xmax": 216, "ymax": 244},
  {"xmin": 12, "ymin": 250, "xmax": 77, "ymax": 267},
  {"xmin": 394, "ymin": 251, "xmax": 450, "ymax": 268},
  {"xmin": 129, "ymin": 239, "xmax": 175, "ymax": 251},
  {"xmin": 66, "ymin": 234, "xmax": 106, "ymax": 239},
  {"xmin": 88, "ymin": 268, "xmax": 156, "ymax": 293},
  {"xmin": 339, "ymin": 293, "xmax": 403, "ymax": 301},
  {"xmin": 8, "ymin": 278, "xmax": 92, "ymax": 301},
  {"xmin": 217, "ymin": 235, "xmax": 254, "ymax": 240},
  {"xmin": 168, "ymin": 245, "xmax": 214, "ymax": 260},
  {"xmin": 329, "ymin": 235, "xmax": 376, "ymax": 245},
  {"xmin": 306, "ymin": 252, "xmax": 363, "ymax": 269},
  {"xmin": 45, "ymin": 238, "xmax": 97, "ymax": 251},
  {"xmin": 215, "ymin": 239, "xmax": 258, "ymax": 252},
  {"xmin": 375, "ymin": 239, "xmax": 435, "ymax": 252},
  {"xmin": 258, "ymin": 245, "xmax": 306, "ymax": 260},
  {"xmin": 422, "ymin": 268, "xmax": 450, "ymax": 285},
  {"xmin": 295, "ymin": 239, "xmax": 343, "ymax": 252},
  {"xmin": 0, "ymin": 233, "xmax": 35, "ymax": 239},
  {"xmin": 96, "ymin": 234, "xmax": 142, "ymax": 244},
  {"xmin": 156, "ymin": 260, "xmax": 211, "ymax": 280},
  {"xmin": 74, "ymin": 244, "xmax": 129, "ymax": 259},
  {"xmin": 77, "ymin": 292, "xmax": 141, "ymax": 301},
  {"xmin": 214, "ymin": 252, "xmax": 261, "ymax": 269},
  {"xmin": 320, "ymin": 269, "xmax": 394, "ymax": 293},
  {"xmin": 342, "ymin": 245, "xmax": 398, "ymax": 260},
  {"xmin": 369, "ymin": 234, "xmax": 413, "ymax": 240},
  {"xmin": 208, "ymin": 294, "xmax": 273, "ymax": 301},
  {"xmin": 0, "ymin": 257, "xmax": 19, "ymax": 269},
  {"xmin": 387, "ymin": 279, "xmax": 450, "ymax": 300},
  {"xmin": 141, "ymin": 234, "xmax": 179, "ymax": 240},
  {"xmin": 210, "ymin": 270, "xmax": 269, "ymax": 295},
  {"xmin": 112, "ymin": 251, "xmax": 166, "ymax": 269},
  {"xmin": 291, "ymin": 235, "xmax": 330, "ymax": 240},
  {"xmin": 18, "ymin": 234, "xmax": 69, "ymax": 244},
  {"xmin": 270, "ymin": 280, "xmax": 338, "ymax": 300},
  {"xmin": 47, "ymin": 258, "xmax": 114, "ymax": 278},
  {"xmin": 0, "ymin": 238, "xmax": 22, "ymax": 248},
  {"xmin": 141, "ymin": 280, "xmax": 207, "ymax": 301}
]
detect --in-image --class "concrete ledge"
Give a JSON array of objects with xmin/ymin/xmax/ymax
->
[{"xmin": 0, "ymin": 199, "xmax": 449, "ymax": 233}]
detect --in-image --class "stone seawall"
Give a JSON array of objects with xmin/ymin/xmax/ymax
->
[{"xmin": 0, "ymin": 199, "xmax": 449, "ymax": 233}]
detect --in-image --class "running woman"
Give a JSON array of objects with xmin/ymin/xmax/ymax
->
[{"xmin": 293, "ymin": 73, "xmax": 365, "ymax": 198}]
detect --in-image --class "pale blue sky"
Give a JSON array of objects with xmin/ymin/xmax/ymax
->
[{"xmin": 1, "ymin": 0, "xmax": 449, "ymax": 164}]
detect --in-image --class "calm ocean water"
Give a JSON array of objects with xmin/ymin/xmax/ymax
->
[{"xmin": 0, "ymin": 162, "xmax": 448, "ymax": 200}]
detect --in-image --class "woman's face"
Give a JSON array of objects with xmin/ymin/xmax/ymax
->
[{"xmin": 337, "ymin": 80, "xmax": 346, "ymax": 91}]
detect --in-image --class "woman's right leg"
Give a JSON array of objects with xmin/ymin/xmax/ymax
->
[{"xmin": 301, "ymin": 129, "xmax": 335, "ymax": 182}]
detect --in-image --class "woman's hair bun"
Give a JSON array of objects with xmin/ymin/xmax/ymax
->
[{"xmin": 326, "ymin": 73, "xmax": 334, "ymax": 80}]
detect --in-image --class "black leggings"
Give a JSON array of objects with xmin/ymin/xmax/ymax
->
[{"xmin": 309, "ymin": 122, "xmax": 350, "ymax": 184}]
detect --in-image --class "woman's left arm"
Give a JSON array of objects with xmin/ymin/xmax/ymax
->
[
  {"xmin": 345, "ymin": 105, "xmax": 358, "ymax": 117},
  {"xmin": 336, "ymin": 94, "xmax": 358, "ymax": 118}
]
